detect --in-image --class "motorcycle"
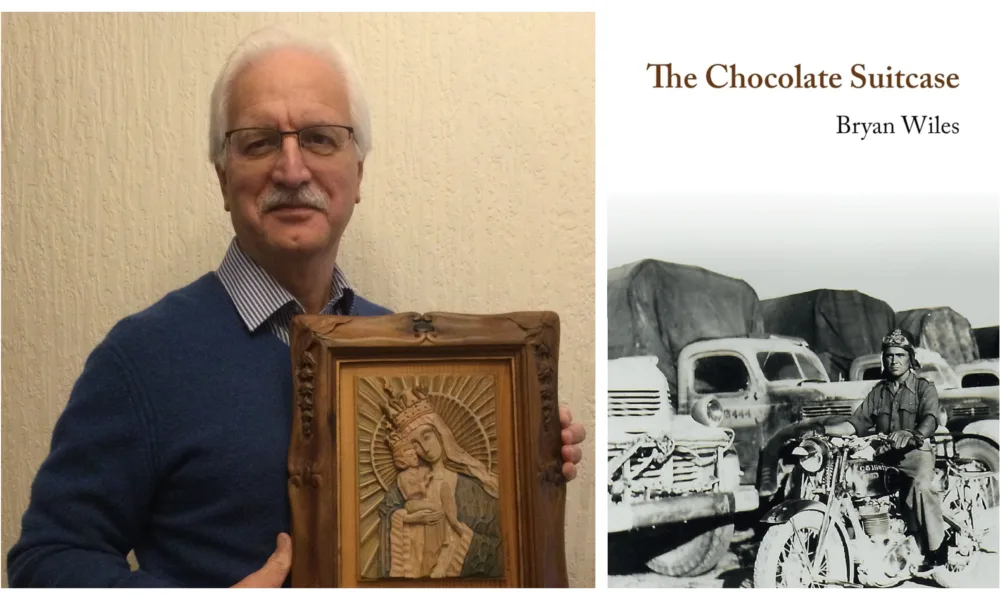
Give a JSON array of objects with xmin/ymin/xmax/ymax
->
[{"xmin": 753, "ymin": 431, "xmax": 997, "ymax": 588}]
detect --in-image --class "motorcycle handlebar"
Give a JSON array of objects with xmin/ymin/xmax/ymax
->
[{"xmin": 823, "ymin": 432, "xmax": 889, "ymax": 451}]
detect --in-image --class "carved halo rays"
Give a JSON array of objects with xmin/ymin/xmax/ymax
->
[
  {"xmin": 357, "ymin": 374, "xmax": 498, "ymax": 493},
  {"xmin": 355, "ymin": 372, "xmax": 500, "ymax": 578}
]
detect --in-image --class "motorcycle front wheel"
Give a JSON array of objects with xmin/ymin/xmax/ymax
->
[{"xmin": 753, "ymin": 510, "xmax": 851, "ymax": 588}]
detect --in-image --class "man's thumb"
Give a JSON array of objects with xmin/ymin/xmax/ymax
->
[
  {"xmin": 233, "ymin": 533, "xmax": 293, "ymax": 587},
  {"xmin": 266, "ymin": 533, "xmax": 293, "ymax": 576}
]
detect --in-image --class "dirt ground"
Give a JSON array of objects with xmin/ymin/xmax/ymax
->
[{"xmin": 608, "ymin": 529, "xmax": 1000, "ymax": 588}]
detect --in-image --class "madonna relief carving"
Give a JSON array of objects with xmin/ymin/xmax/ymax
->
[
  {"xmin": 287, "ymin": 311, "xmax": 567, "ymax": 587},
  {"xmin": 356, "ymin": 375, "xmax": 503, "ymax": 580}
]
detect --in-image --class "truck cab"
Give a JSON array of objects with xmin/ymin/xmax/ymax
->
[
  {"xmin": 953, "ymin": 358, "xmax": 999, "ymax": 390},
  {"xmin": 674, "ymin": 336, "xmax": 873, "ymax": 486}
]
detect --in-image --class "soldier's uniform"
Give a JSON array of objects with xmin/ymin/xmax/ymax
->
[{"xmin": 848, "ymin": 330, "xmax": 945, "ymax": 563}]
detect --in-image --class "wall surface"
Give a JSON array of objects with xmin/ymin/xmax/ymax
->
[{"xmin": 1, "ymin": 12, "xmax": 595, "ymax": 587}]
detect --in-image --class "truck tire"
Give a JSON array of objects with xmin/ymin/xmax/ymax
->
[
  {"xmin": 955, "ymin": 437, "xmax": 999, "ymax": 473},
  {"xmin": 645, "ymin": 520, "xmax": 735, "ymax": 577},
  {"xmin": 953, "ymin": 437, "xmax": 999, "ymax": 554},
  {"xmin": 644, "ymin": 453, "xmax": 741, "ymax": 577}
]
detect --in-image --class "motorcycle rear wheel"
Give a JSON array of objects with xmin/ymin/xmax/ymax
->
[{"xmin": 754, "ymin": 510, "xmax": 851, "ymax": 588}]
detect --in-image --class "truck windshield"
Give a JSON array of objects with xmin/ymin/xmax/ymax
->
[{"xmin": 757, "ymin": 351, "xmax": 826, "ymax": 382}]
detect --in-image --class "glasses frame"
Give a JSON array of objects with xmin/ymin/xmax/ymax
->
[{"xmin": 223, "ymin": 125, "xmax": 356, "ymax": 159}]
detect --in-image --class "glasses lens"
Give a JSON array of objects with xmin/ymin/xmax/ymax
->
[
  {"xmin": 300, "ymin": 126, "xmax": 351, "ymax": 155},
  {"xmin": 231, "ymin": 129, "xmax": 280, "ymax": 158}
]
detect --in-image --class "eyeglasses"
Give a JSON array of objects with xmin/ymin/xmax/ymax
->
[{"xmin": 224, "ymin": 125, "xmax": 355, "ymax": 160}]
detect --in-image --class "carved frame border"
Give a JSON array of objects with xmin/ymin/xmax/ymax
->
[{"xmin": 287, "ymin": 311, "xmax": 567, "ymax": 587}]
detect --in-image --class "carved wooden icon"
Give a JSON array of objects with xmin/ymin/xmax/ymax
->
[{"xmin": 287, "ymin": 312, "xmax": 567, "ymax": 587}]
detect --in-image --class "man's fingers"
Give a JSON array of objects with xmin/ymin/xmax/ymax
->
[
  {"xmin": 562, "ymin": 444, "xmax": 583, "ymax": 465},
  {"xmin": 562, "ymin": 423, "xmax": 586, "ymax": 446},
  {"xmin": 560, "ymin": 405, "xmax": 573, "ymax": 428},
  {"xmin": 562, "ymin": 462, "xmax": 577, "ymax": 481}
]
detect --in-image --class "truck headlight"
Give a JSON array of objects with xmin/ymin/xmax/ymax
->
[{"xmin": 693, "ymin": 397, "xmax": 725, "ymax": 427}]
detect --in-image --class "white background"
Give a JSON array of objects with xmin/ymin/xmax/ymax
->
[{"xmin": 595, "ymin": 0, "xmax": 1000, "ymax": 590}]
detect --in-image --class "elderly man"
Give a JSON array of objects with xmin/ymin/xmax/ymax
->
[
  {"xmin": 823, "ymin": 329, "xmax": 947, "ymax": 572},
  {"xmin": 7, "ymin": 27, "xmax": 586, "ymax": 588}
]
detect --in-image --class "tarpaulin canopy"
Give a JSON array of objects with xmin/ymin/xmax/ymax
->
[
  {"xmin": 974, "ymin": 326, "xmax": 999, "ymax": 359},
  {"xmin": 761, "ymin": 289, "xmax": 895, "ymax": 382},
  {"xmin": 896, "ymin": 307, "xmax": 981, "ymax": 366},
  {"xmin": 608, "ymin": 259, "xmax": 765, "ymax": 399}
]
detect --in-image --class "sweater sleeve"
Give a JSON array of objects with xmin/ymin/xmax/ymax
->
[{"xmin": 6, "ymin": 337, "xmax": 173, "ymax": 587}]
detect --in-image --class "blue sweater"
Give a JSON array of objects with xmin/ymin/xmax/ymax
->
[{"xmin": 7, "ymin": 273, "xmax": 391, "ymax": 587}]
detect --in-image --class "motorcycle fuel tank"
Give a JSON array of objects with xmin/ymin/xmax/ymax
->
[{"xmin": 845, "ymin": 460, "xmax": 903, "ymax": 499}]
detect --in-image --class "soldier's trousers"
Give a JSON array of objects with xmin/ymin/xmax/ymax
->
[{"xmin": 882, "ymin": 443, "xmax": 945, "ymax": 553}]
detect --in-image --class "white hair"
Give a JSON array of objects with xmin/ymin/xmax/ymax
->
[{"xmin": 207, "ymin": 26, "xmax": 372, "ymax": 168}]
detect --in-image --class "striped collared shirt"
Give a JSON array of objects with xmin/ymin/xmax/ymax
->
[{"xmin": 215, "ymin": 238, "xmax": 355, "ymax": 345}]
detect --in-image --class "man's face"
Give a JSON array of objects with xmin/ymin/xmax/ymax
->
[
  {"xmin": 883, "ymin": 347, "xmax": 911, "ymax": 378},
  {"xmin": 216, "ymin": 48, "xmax": 363, "ymax": 260}
]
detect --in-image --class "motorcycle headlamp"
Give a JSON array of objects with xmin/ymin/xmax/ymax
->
[{"xmin": 792, "ymin": 438, "xmax": 827, "ymax": 474}]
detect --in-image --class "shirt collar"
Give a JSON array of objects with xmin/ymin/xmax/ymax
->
[
  {"xmin": 884, "ymin": 369, "xmax": 917, "ymax": 393},
  {"xmin": 215, "ymin": 237, "xmax": 355, "ymax": 333}
]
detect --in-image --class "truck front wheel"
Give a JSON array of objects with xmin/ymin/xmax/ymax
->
[
  {"xmin": 644, "ymin": 519, "xmax": 735, "ymax": 577},
  {"xmin": 644, "ymin": 453, "xmax": 741, "ymax": 577}
]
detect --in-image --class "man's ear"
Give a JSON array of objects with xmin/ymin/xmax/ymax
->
[
  {"xmin": 215, "ymin": 164, "xmax": 230, "ymax": 212},
  {"xmin": 355, "ymin": 160, "xmax": 364, "ymax": 204}
]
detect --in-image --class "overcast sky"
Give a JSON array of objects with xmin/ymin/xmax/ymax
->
[{"xmin": 608, "ymin": 196, "xmax": 1000, "ymax": 328}]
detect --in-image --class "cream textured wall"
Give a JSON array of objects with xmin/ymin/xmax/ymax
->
[{"xmin": 0, "ymin": 12, "xmax": 595, "ymax": 587}]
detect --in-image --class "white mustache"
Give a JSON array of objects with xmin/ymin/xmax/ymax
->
[{"xmin": 258, "ymin": 186, "xmax": 329, "ymax": 214}]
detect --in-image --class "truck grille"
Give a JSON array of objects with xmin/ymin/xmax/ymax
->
[
  {"xmin": 671, "ymin": 442, "xmax": 722, "ymax": 491},
  {"xmin": 608, "ymin": 439, "xmax": 722, "ymax": 495},
  {"xmin": 609, "ymin": 389, "xmax": 662, "ymax": 417},
  {"xmin": 801, "ymin": 401, "xmax": 856, "ymax": 419},
  {"xmin": 952, "ymin": 405, "xmax": 998, "ymax": 419}
]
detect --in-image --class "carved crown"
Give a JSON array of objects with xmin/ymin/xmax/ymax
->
[{"xmin": 380, "ymin": 382, "xmax": 434, "ymax": 437}]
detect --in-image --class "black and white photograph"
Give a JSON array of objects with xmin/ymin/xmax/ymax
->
[{"xmin": 606, "ymin": 196, "xmax": 999, "ymax": 588}]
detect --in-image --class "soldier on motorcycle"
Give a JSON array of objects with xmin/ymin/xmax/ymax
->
[{"xmin": 821, "ymin": 328, "xmax": 948, "ymax": 572}]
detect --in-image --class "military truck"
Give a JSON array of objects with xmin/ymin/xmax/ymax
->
[
  {"xmin": 608, "ymin": 260, "xmax": 873, "ymax": 489},
  {"xmin": 608, "ymin": 355, "xmax": 758, "ymax": 577},
  {"xmin": 955, "ymin": 359, "xmax": 1000, "ymax": 389},
  {"xmin": 669, "ymin": 335, "xmax": 875, "ymax": 487}
]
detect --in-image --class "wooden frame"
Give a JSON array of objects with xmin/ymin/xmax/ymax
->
[{"xmin": 287, "ymin": 312, "xmax": 567, "ymax": 587}]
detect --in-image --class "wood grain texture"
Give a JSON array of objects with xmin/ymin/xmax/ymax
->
[{"xmin": 288, "ymin": 312, "xmax": 566, "ymax": 587}]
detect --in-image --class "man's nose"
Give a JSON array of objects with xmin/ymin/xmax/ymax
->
[{"xmin": 271, "ymin": 135, "xmax": 312, "ymax": 188}]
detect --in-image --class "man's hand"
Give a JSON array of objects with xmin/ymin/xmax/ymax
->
[
  {"xmin": 889, "ymin": 429, "xmax": 916, "ymax": 450},
  {"xmin": 231, "ymin": 533, "xmax": 292, "ymax": 588},
  {"xmin": 560, "ymin": 405, "xmax": 586, "ymax": 481}
]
